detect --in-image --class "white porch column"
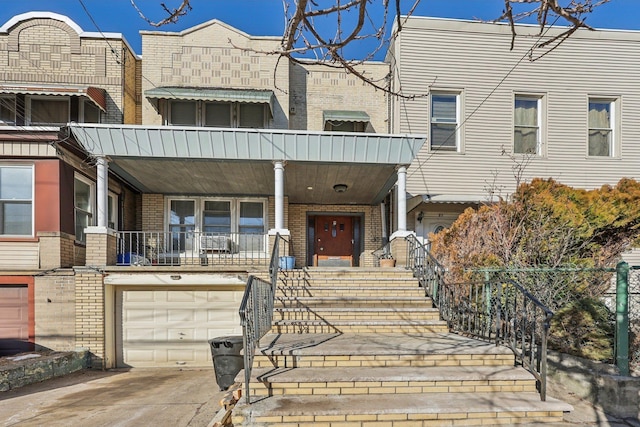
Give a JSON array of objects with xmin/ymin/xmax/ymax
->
[
  {"xmin": 397, "ymin": 165, "xmax": 407, "ymax": 232},
  {"xmin": 96, "ymin": 156, "xmax": 109, "ymax": 229},
  {"xmin": 390, "ymin": 165, "xmax": 413, "ymax": 240},
  {"xmin": 274, "ymin": 161, "xmax": 285, "ymax": 230}
]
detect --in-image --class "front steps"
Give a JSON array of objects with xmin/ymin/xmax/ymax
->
[{"xmin": 233, "ymin": 268, "xmax": 572, "ymax": 426}]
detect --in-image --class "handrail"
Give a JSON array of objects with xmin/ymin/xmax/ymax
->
[
  {"xmin": 404, "ymin": 234, "xmax": 553, "ymax": 401},
  {"xmin": 239, "ymin": 233, "xmax": 286, "ymax": 404}
]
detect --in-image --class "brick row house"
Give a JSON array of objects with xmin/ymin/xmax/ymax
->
[{"xmin": 0, "ymin": 12, "xmax": 420, "ymax": 368}]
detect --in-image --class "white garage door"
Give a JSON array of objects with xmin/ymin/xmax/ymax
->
[{"xmin": 117, "ymin": 288, "xmax": 243, "ymax": 368}]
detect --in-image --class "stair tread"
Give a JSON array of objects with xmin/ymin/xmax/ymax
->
[
  {"xmin": 249, "ymin": 365, "xmax": 535, "ymax": 383},
  {"xmin": 274, "ymin": 306, "xmax": 438, "ymax": 312},
  {"xmin": 236, "ymin": 392, "xmax": 573, "ymax": 417},
  {"xmin": 258, "ymin": 333, "xmax": 513, "ymax": 357},
  {"xmin": 276, "ymin": 295, "xmax": 426, "ymax": 300}
]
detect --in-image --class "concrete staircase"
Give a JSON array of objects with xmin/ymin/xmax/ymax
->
[{"xmin": 233, "ymin": 268, "xmax": 572, "ymax": 426}]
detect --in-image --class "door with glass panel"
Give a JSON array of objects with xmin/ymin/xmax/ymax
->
[{"xmin": 169, "ymin": 200, "xmax": 195, "ymax": 254}]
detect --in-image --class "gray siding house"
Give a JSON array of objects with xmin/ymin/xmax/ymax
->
[{"xmin": 388, "ymin": 16, "xmax": 640, "ymax": 258}]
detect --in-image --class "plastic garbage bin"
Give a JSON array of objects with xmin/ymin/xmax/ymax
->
[
  {"xmin": 279, "ymin": 256, "xmax": 295, "ymax": 270},
  {"xmin": 208, "ymin": 335, "xmax": 244, "ymax": 391}
]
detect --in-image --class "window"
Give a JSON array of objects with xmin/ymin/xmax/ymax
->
[
  {"xmin": 203, "ymin": 200, "xmax": 231, "ymax": 233},
  {"xmin": 167, "ymin": 100, "xmax": 267, "ymax": 128},
  {"xmin": 169, "ymin": 200, "xmax": 196, "ymax": 251},
  {"xmin": 29, "ymin": 97, "xmax": 69, "ymax": 125},
  {"xmin": 108, "ymin": 193, "xmax": 118, "ymax": 229},
  {"xmin": 0, "ymin": 166, "xmax": 33, "ymax": 236},
  {"xmin": 74, "ymin": 176, "xmax": 94, "ymax": 243},
  {"xmin": 324, "ymin": 121, "xmax": 365, "ymax": 132},
  {"xmin": 430, "ymin": 93, "xmax": 459, "ymax": 151},
  {"xmin": 514, "ymin": 96, "xmax": 541, "ymax": 154},
  {"xmin": 0, "ymin": 96, "xmax": 16, "ymax": 125},
  {"xmin": 588, "ymin": 99, "xmax": 615, "ymax": 157},
  {"xmin": 82, "ymin": 101, "xmax": 101, "ymax": 124}
]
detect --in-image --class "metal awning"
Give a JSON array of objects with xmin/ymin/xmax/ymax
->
[
  {"xmin": 0, "ymin": 84, "xmax": 107, "ymax": 111},
  {"xmin": 323, "ymin": 110, "xmax": 370, "ymax": 123},
  {"xmin": 144, "ymin": 87, "xmax": 274, "ymax": 114},
  {"xmin": 408, "ymin": 194, "xmax": 486, "ymax": 212},
  {"xmin": 65, "ymin": 124, "xmax": 426, "ymax": 205}
]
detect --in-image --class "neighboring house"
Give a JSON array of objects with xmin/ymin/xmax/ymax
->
[
  {"xmin": 387, "ymin": 17, "xmax": 640, "ymax": 255},
  {"xmin": 0, "ymin": 12, "xmax": 140, "ymax": 356},
  {"xmin": 0, "ymin": 13, "xmax": 422, "ymax": 368}
]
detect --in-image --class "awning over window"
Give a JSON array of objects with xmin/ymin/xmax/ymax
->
[
  {"xmin": 0, "ymin": 84, "xmax": 107, "ymax": 112},
  {"xmin": 144, "ymin": 87, "xmax": 274, "ymax": 114},
  {"xmin": 323, "ymin": 110, "xmax": 370, "ymax": 123},
  {"xmin": 408, "ymin": 194, "xmax": 486, "ymax": 212}
]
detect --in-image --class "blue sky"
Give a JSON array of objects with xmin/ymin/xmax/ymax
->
[{"xmin": 1, "ymin": 0, "xmax": 638, "ymax": 58}]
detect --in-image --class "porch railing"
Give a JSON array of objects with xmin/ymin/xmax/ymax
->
[
  {"xmin": 404, "ymin": 234, "xmax": 553, "ymax": 401},
  {"xmin": 116, "ymin": 231, "xmax": 269, "ymax": 266},
  {"xmin": 239, "ymin": 233, "xmax": 286, "ymax": 404}
]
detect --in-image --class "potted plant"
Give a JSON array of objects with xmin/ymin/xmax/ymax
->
[{"xmin": 379, "ymin": 253, "xmax": 396, "ymax": 268}]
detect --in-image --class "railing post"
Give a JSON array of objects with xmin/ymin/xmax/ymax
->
[{"xmin": 616, "ymin": 261, "xmax": 630, "ymax": 376}]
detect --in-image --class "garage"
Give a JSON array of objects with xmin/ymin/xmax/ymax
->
[
  {"xmin": 0, "ymin": 285, "xmax": 30, "ymax": 356},
  {"xmin": 115, "ymin": 287, "xmax": 244, "ymax": 368}
]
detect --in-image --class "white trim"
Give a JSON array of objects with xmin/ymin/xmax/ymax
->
[
  {"xmin": 26, "ymin": 95, "xmax": 70, "ymax": 126},
  {"xmin": 0, "ymin": 164, "xmax": 34, "ymax": 237},
  {"xmin": 74, "ymin": 173, "xmax": 96, "ymax": 243}
]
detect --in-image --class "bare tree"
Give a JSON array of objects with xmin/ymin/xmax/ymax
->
[{"xmin": 130, "ymin": 1, "xmax": 610, "ymax": 93}]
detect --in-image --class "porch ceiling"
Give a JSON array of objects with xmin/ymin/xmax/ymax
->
[{"xmin": 65, "ymin": 124, "xmax": 425, "ymax": 205}]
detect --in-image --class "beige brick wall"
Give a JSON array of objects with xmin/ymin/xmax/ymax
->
[
  {"xmin": 140, "ymin": 21, "xmax": 289, "ymax": 128},
  {"xmin": 74, "ymin": 268, "xmax": 105, "ymax": 369},
  {"xmin": 35, "ymin": 272, "xmax": 76, "ymax": 351},
  {"xmin": 142, "ymin": 194, "xmax": 164, "ymax": 230},
  {"xmin": 38, "ymin": 231, "xmax": 80, "ymax": 269},
  {"xmin": 0, "ymin": 16, "xmax": 136, "ymax": 124},
  {"xmin": 289, "ymin": 61, "xmax": 389, "ymax": 132},
  {"xmin": 85, "ymin": 231, "xmax": 116, "ymax": 267},
  {"xmin": 288, "ymin": 204, "xmax": 383, "ymax": 267}
]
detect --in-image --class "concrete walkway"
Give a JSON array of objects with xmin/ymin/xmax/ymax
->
[{"xmin": 0, "ymin": 368, "xmax": 225, "ymax": 427}]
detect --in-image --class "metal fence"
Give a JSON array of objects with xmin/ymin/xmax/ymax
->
[{"xmin": 116, "ymin": 231, "xmax": 269, "ymax": 266}]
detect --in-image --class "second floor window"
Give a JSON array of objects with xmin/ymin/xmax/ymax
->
[
  {"xmin": 514, "ymin": 96, "xmax": 541, "ymax": 155},
  {"xmin": 0, "ymin": 95, "xmax": 101, "ymax": 126},
  {"xmin": 167, "ymin": 100, "xmax": 268, "ymax": 128},
  {"xmin": 430, "ymin": 92, "xmax": 459, "ymax": 151},
  {"xmin": 0, "ymin": 165, "xmax": 33, "ymax": 236},
  {"xmin": 588, "ymin": 99, "xmax": 614, "ymax": 157}
]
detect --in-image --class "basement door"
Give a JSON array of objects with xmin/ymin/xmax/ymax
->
[{"xmin": 310, "ymin": 215, "xmax": 358, "ymax": 267}]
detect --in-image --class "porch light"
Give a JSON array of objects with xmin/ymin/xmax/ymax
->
[{"xmin": 333, "ymin": 184, "xmax": 348, "ymax": 193}]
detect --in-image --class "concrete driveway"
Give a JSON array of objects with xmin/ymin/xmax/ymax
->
[{"xmin": 0, "ymin": 368, "xmax": 225, "ymax": 427}]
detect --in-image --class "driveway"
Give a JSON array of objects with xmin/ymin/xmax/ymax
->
[{"xmin": 0, "ymin": 368, "xmax": 225, "ymax": 427}]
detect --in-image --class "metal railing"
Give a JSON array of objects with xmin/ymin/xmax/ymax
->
[
  {"xmin": 239, "ymin": 233, "xmax": 286, "ymax": 404},
  {"xmin": 404, "ymin": 235, "xmax": 553, "ymax": 401},
  {"xmin": 116, "ymin": 231, "xmax": 269, "ymax": 266}
]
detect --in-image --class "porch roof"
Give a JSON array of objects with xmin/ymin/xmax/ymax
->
[{"xmin": 65, "ymin": 124, "xmax": 426, "ymax": 205}]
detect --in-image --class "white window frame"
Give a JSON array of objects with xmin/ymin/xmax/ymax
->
[
  {"xmin": 588, "ymin": 97, "xmax": 618, "ymax": 158},
  {"xmin": 513, "ymin": 94, "xmax": 544, "ymax": 156},
  {"xmin": 429, "ymin": 91, "xmax": 462, "ymax": 152},
  {"xmin": 26, "ymin": 95, "xmax": 70, "ymax": 126},
  {"xmin": 0, "ymin": 164, "xmax": 34, "ymax": 237},
  {"xmin": 108, "ymin": 191, "xmax": 118, "ymax": 230},
  {"xmin": 74, "ymin": 174, "xmax": 95, "ymax": 243}
]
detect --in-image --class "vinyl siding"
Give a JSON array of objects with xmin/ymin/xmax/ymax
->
[
  {"xmin": 0, "ymin": 242, "xmax": 39, "ymax": 269},
  {"xmin": 390, "ymin": 17, "xmax": 640, "ymax": 197}
]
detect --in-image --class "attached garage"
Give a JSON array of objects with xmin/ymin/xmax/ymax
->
[
  {"xmin": 0, "ymin": 285, "xmax": 30, "ymax": 356},
  {"xmin": 108, "ymin": 274, "xmax": 246, "ymax": 368}
]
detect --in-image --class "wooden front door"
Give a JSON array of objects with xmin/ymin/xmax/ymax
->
[{"xmin": 314, "ymin": 216, "xmax": 354, "ymax": 264}]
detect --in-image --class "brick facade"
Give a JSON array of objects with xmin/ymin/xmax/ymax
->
[
  {"xmin": 34, "ymin": 272, "xmax": 76, "ymax": 351},
  {"xmin": 74, "ymin": 268, "xmax": 105, "ymax": 369}
]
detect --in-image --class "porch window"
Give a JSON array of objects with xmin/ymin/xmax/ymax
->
[
  {"xmin": 0, "ymin": 95, "xmax": 16, "ymax": 125},
  {"xmin": 83, "ymin": 101, "xmax": 101, "ymax": 124},
  {"xmin": 167, "ymin": 100, "xmax": 267, "ymax": 128},
  {"xmin": 203, "ymin": 201, "xmax": 231, "ymax": 233},
  {"xmin": 0, "ymin": 165, "xmax": 33, "ymax": 236},
  {"xmin": 169, "ymin": 200, "xmax": 195, "ymax": 251},
  {"xmin": 29, "ymin": 97, "xmax": 69, "ymax": 125},
  {"xmin": 169, "ymin": 101, "xmax": 197, "ymax": 126},
  {"xmin": 204, "ymin": 102, "xmax": 232, "ymax": 127},
  {"xmin": 74, "ymin": 175, "xmax": 94, "ymax": 243},
  {"xmin": 239, "ymin": 201, "xmax": 264, "ymax": 251}
]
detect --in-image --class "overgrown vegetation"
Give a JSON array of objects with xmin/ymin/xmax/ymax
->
[{"xmin": 430, "ymin": 178, "xmax": 640, "ymax": 361}]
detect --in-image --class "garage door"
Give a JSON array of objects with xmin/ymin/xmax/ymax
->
[
  {"xmin": 0, "ymin": 286, "xmax": 29, "ymax": 356},
  {"xmin": 116, "ymin": 288, "xmax": 243, "ymax": 368}
]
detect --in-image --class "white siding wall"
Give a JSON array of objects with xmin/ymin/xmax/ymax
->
[{"xmin": 390, "ymin": 18, "xmax": 640, "ymax": 197}]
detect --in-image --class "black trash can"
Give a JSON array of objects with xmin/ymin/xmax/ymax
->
[{"xmin": 208, "ymin": 335, "xmax": 244, "ymax": 391}]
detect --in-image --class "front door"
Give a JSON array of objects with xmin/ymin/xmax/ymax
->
[{"xmin": 314, "ymin": 215, "xmax": 354, "ymax": 265}]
